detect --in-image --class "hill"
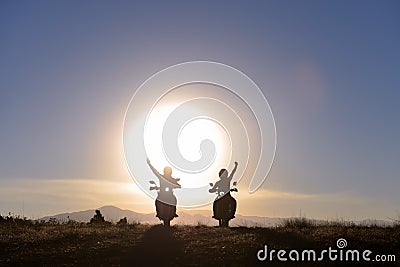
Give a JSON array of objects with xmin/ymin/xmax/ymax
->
[
  {"xmin": 39, "ymin": 205, "xmax": 282, "ymax": 227},
  {"xmin": 39, "ymin": 205, "xmax": 392, "ymax": 227}
]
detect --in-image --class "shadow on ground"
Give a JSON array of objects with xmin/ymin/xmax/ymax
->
[{"xmin": 121, "ymin": 225, "xmax": 184, "ymax": 266}]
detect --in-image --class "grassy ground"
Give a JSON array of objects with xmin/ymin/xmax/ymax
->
[{"xmin": 0, "ymin": 219, "xmax": 399, "ymax": 266}]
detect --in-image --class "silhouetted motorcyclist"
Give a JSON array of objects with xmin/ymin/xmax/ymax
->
[
  {"xmin": 147, "ymin": 158, "xmax": 181, "ymax": 220},
  {"xmin": 209, "ymin": 161, "xmax": 238, "ymax": 220}
]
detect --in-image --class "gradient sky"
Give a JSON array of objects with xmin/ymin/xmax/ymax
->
[{"xmin": 1, "ymin": 1, "xmax": 399, "ymax": 220}]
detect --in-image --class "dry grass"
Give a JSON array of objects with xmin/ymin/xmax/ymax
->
[{"xmin": 0, "ymin": 218, "xmax": 399, "ymax": 266}]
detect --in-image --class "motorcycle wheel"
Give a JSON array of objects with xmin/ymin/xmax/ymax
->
[
  {"xmin": 164, "ymin": 220, "xmax": 171, "ymax": 227},
  {"xmin": 219, "ymin": 219, "xmax": 229, "ymax": 227}
]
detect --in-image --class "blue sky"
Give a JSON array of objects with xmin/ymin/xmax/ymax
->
[{"xmin": 0, "ymin": 1, "xmax": 399, "ymax": 219}]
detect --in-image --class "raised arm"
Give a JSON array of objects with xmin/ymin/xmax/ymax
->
[
  {"xmin": 228, "ymin": 161, "xmax": 238, "ymax": 181},
  {"xmin": 146, "ymin": 158, "xmax": 163, "ymax": 180}
]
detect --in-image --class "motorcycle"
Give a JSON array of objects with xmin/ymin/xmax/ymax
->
[
  {"xmin": 149, "ymin": 180, "xmax": 178, "ymax": 227},
  {"xmin": 209, "ymin": 181, "xmax": 238, "ymax": 227}
]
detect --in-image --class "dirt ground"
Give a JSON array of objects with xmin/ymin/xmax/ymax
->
[{"xmin": 0, "ymin": 223, "xmax": 399, "ymax": 266}]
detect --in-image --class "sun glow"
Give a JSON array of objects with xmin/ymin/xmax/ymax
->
[{"xmin": 144, "ymin": 104, "xmax": 231, "ymax": 189}]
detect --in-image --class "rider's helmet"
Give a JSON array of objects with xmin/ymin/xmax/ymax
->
[
  {"xmin": 219, "ymin": 168, "xmax": 228, "ymax": 179},
  {"xmin": 164, "ymin": 166, "xmax": 172, "ymax": 176}
]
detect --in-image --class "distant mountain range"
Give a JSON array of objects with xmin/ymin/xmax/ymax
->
[
  {"xmin": 40, "ymin": 205, "xmax": 393, "ymax": 227},
  {"xmin": 39, "ymin": 205, "xmax": 282, "ymax": 227}
]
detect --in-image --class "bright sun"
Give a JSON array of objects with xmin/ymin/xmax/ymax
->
[{"xmin": 144, "ymin": 104, "xmax": 231, "ymax": 188}]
